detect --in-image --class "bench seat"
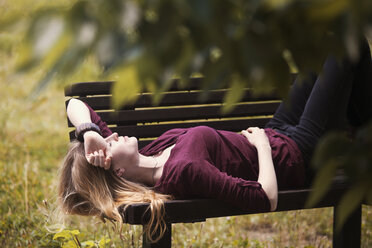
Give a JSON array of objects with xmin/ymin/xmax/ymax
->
[{"xmin": 123, "ymin": 176, "xmax": 350, "ymax": 225}]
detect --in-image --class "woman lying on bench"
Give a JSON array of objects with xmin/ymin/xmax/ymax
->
[{"xmin": 59, "ymin": 39, "xmax": 372, "ymax": 242}]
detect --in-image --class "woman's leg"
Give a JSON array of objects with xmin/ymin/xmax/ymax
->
[
  {"xmin": 265, "ymin": 73, "xmax": 317, "ymax": 131},
  {"xmin": 290, "ymin": 55, "xmax": 355, "ymax": 165},
  {"xmin": 347, "ymin": 38, "xmax": 372, "ymax": 127}
]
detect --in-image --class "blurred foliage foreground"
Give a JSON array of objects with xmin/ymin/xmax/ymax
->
[{"xmin": 1, "ymin": 0, "xmax": 372, "ymax": 246}]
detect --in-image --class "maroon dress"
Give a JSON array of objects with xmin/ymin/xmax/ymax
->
[{"xmin": 87, "ymin": 104, "xmax": 304, "ymax": 212}]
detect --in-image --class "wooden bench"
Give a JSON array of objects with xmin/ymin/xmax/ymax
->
[{"xmin": 65, "ymin": 78, "xmax": 362, "ymax": 248}]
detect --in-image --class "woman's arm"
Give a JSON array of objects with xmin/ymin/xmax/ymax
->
[
  {"xmin": 67, "ymin": 99, "xmax": 104, "ymax": 146},
  {"xmin": 67, "ymin": 98, "xmax": 112, "ymax": 138},
  {"xmin": 241, "ymin": 127, "xmax": 278, "ymax": 211},
  {"xmin": 67, "ymin": 98, "xmax": 101, "ymax": 143},
  {"xmin": 169, "ymin": 159, "xmax": 272, "ymax": 212},
  {"xmin": 66, "ymin": 98, "xmax": 112, "ymax": 169},
  {"xmin": 255, "ymin": 143, "xmax": 278, "ymax": 211},
  {"xmin": 66, "ymin": 98, "xmax": 93, "ymax": 127}
]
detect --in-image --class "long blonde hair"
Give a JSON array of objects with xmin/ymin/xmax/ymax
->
[{"xmin": 58, "ymin": 141, "xmax": 172, "ymax": 242}]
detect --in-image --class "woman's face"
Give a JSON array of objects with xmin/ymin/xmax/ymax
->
[{"xmin": 105, "ymin": 133, "xmax": 139, "ymax": 174}]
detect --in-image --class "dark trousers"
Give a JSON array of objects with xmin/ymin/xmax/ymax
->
[{"xmin": 266, "ymin": 38, "xmax": 372, "ymax": 178}]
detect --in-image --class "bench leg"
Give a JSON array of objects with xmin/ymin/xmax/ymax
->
[
  {"xmin": 333, "ymin": 204, "xmax": 361, "ymax": 248},
  {"xmin": 142, "ymin": 223, "xmax": 172, "ymax": 248}
]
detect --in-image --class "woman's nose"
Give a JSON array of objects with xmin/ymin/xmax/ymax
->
[{"xmin": 106, "ymin": 132, "xmax": 119, "ymax": 142}]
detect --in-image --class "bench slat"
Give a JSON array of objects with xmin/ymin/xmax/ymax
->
[
  {"xmin": 112, "ymin": 118, "xmax": 271, "ymax": 137},
  {"xmin": 64, "ymin": 78, "xmax": 207, "ymax": 96},
  {"xmin": 65, "ymin": 81, "xmax": 113, "ymax": 96},
  {"xmin": 100, "ymin": 103, "xmax": 278, "ymax": 125},
  {"xmin": 70, "ymin": 90, "xmax": 279, "ymax": 110},
  {"xmin": 67, "ymin": 102, "xmax": 279, "ymax": 127},
  {"xmin": 68, "ymin": 118, "xmax": 271, "ymax": 141}
]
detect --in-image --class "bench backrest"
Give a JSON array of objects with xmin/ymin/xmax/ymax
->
[{"xmin": 65, "ymin": 78, "xmax": 280, "ymax": 148}]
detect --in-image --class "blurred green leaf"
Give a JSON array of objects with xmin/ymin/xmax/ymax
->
[
  {"xmin": 98, "ymin": 237, "xmax": 111, "ymax": 247},
  {"xmin": 111, "ymin": 64, "xmax": 142, "ymax": 109},
  {"xmin": 222, "ymin": 75, "xmax": 245, "ymax": 114},
  {"xmin": 305, "ymin": 160, "xmax": 338, "ymax": 208},
  {"xmin": 308, "ymin": 0, "xmax": 350, "ymax": 21},
  {"xmin": 306, "ymin": 132, "xmax": 350, "ymax": 207},
  {"xmin": 5, "ymin": 0, "xmax": 370, "ymax": 105},
  {"xmin": 311, "ymin": 132, "xmax": 351, "ymax": 169},
  {"xmin": 62, "ymin": 240, "xmax": 79, "ymax": 248},
  {"xmin": 70, "ymin": 230, "xmax": 80, "ymax": 235},
  {"xmin": 81, "ymin": 240, "xmax": 95, "ymax": 248},
  {"xmin": 306, "ymin": 132, "xmax": 352, "ymax": 208},
  {"xmin": 309, "ymin": 122, "xmax": 372, "ymax": 230},
  {"xmin": 54, "ymin": 230, "xmax": 73, "ymax": 241},
  {"xmin": 264, "ymin": 0, "xmax": 296, "ymax": 10},
  {"xmin": 30, "ymin": 46, "xmax": 87, "ymax": 97},
  {"xmin": 15, "ymin": 8, "xmax": 66, "ymax": 71},
  {"xmin": 335, "ymin": 180, "xmax": 368, "ymax": 232}
]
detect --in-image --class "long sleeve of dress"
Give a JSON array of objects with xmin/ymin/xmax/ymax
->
[
  {"xmin": 183, "ymin": 161, "xmax": 270, "ymax": 212},
  {"xmin": 84, "ymin": 103, "xmax": 112, "ymax": 138}
]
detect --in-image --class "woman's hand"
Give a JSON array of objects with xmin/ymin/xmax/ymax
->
[
  {"xmin": 241, "ymin": 127, "xmax": 270, "ymax": 149},
  {"xmin": 242, "ymin": 127, "xmax": 277, "ymax": 211},
  {"xmin": 84, "ymin": 131, "xmax": 112, "ymax": 170}
]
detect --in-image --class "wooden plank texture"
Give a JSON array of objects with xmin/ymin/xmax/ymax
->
[
  {"xmin": 65, "ymin": 78, "xmax": 206, "ymax": 96},
  {"xmin": 97, "ymin": 102, "xmax": 278, "ymax": 125},
  {"xmin": 68, "ymin": 90, "xmax": 279, "ymax": 110},
  {"xmin": 67, "ymin": 102, "xmax": 279, "ymax": 127}
]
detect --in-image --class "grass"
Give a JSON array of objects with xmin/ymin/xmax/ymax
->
[{"xmin": 0, "ymin": 0, "xmax": 371, "ymax": 247}]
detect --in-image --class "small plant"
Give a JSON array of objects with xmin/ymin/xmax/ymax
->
[{"xmin": 53, "ymin": 229, "xmax": 111, "ymax": 248}]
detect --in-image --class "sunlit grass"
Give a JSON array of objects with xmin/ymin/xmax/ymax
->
[{"xmin": 0, "ymin": 0, "xmax": 371, "ymax": 247}]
